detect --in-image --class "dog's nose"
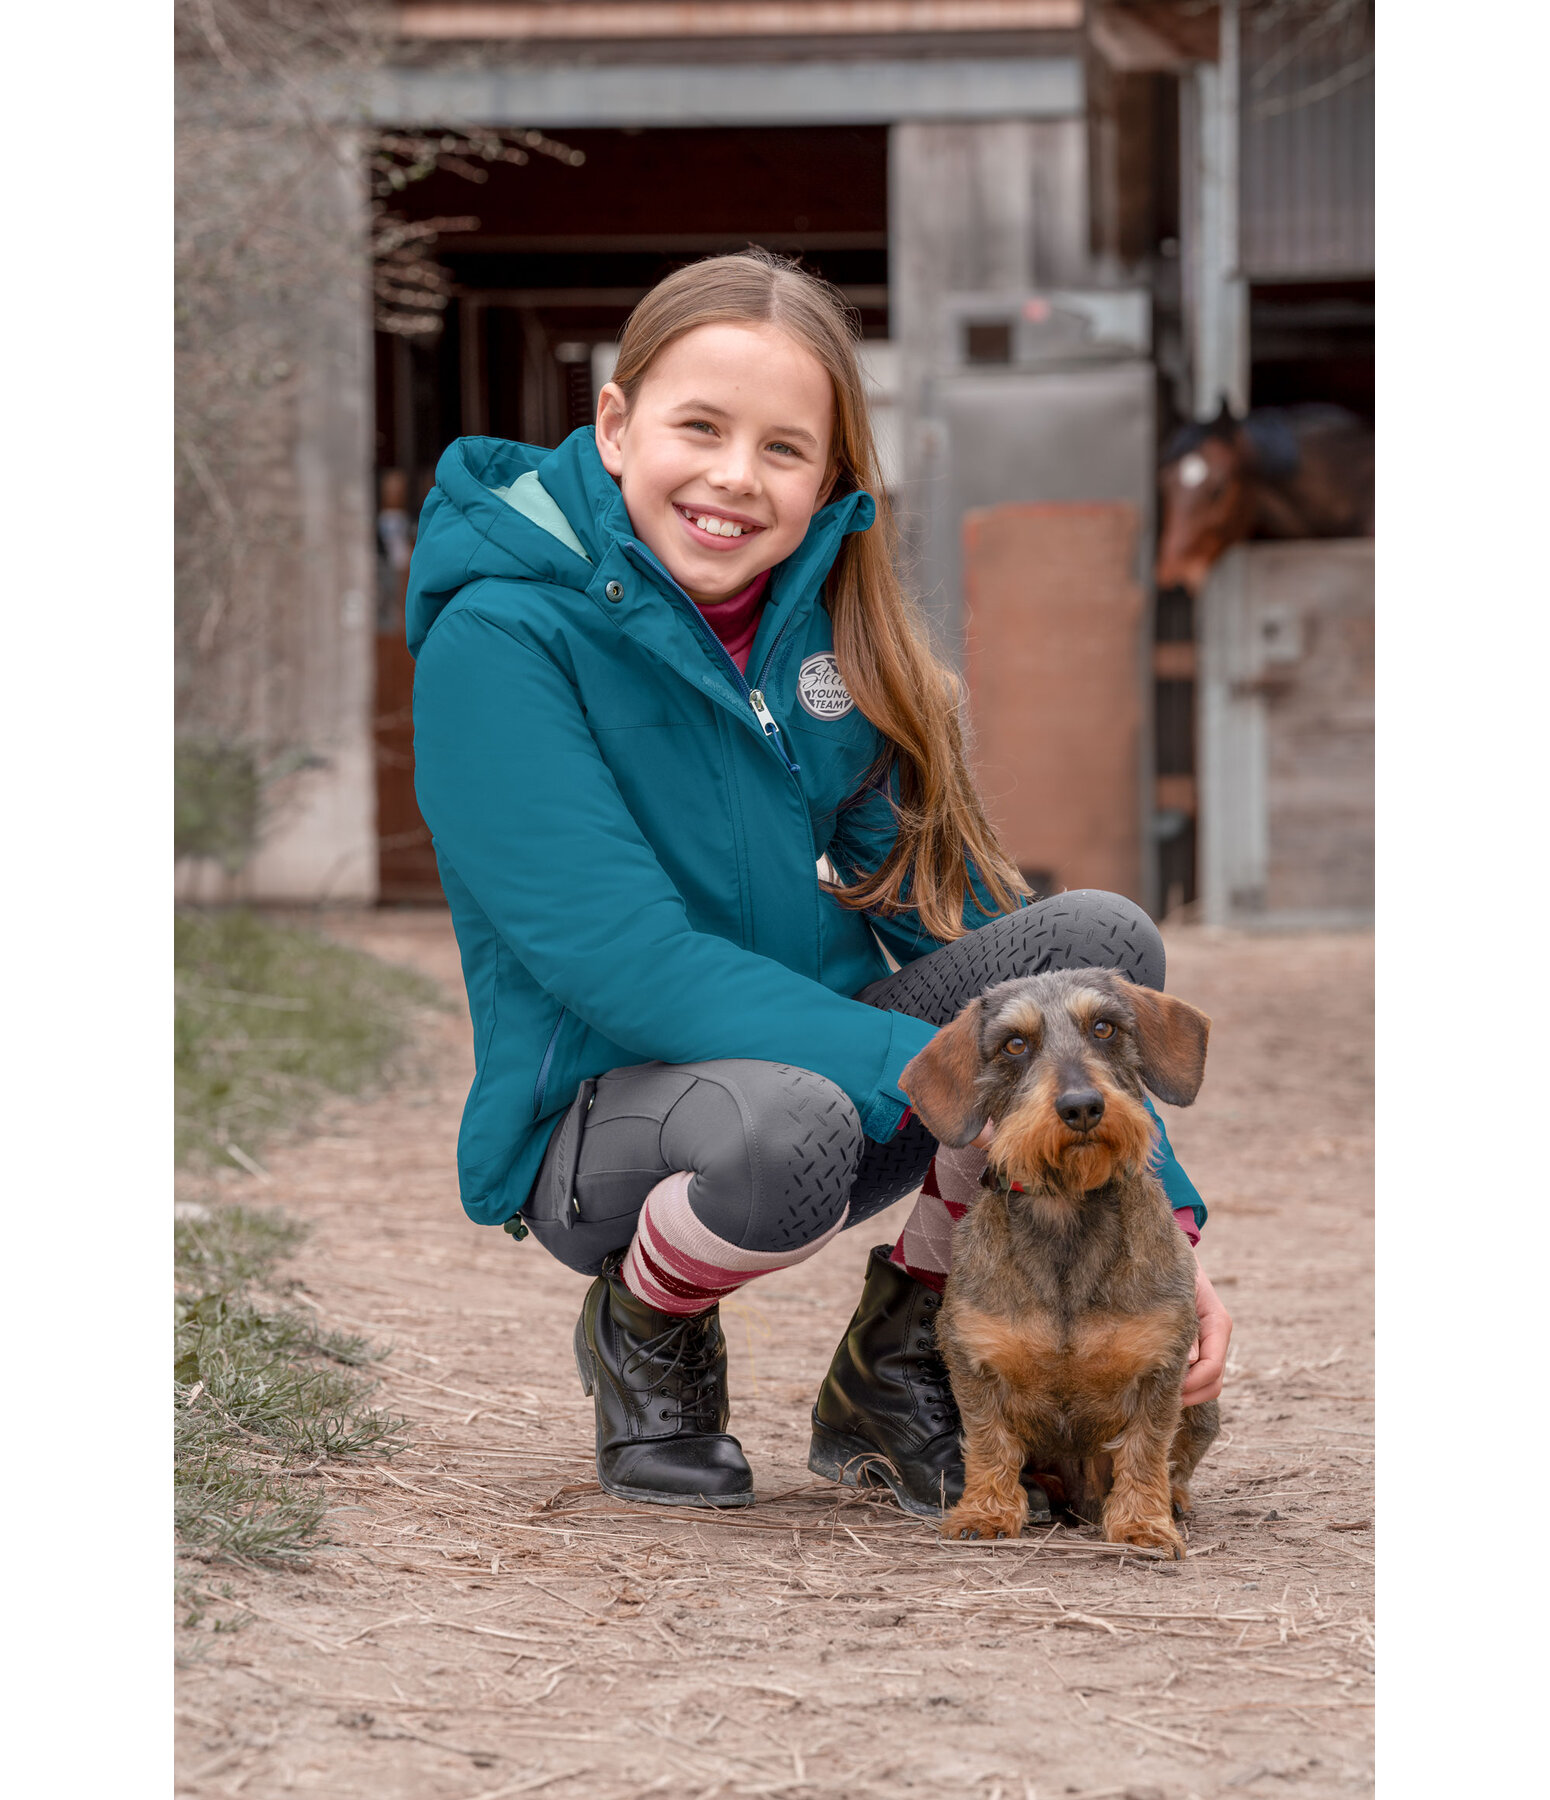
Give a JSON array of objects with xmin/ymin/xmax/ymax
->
[{"xmin": 1055, "ymin": 1088, "xmax": 1105, "ymax": 1132}]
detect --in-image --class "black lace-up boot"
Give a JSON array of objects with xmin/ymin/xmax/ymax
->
[
  {"xmin": 573, "ymin": 1255, "xmax": 754, "ymax": 1508},
  {"xmin": 808, "ymin": 1245, "xmax": 1053, "ymax": 1523}
]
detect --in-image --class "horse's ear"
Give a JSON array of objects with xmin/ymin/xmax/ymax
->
[
  {"xmin": 1211, "ymin": 394, "xmax": 1241, "ymax": 434},
  {"xmin": 899, "ymin": 999, "xmax": 988, "ymax": 1147}
]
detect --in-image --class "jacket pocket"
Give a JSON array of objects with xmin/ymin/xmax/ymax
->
[
  {"xmin": 532, "ymin": 1004, "xmax": 570, "ymax": 1120},
  {"xmin": 463, "ymin": 941, "xmax": 501, "ymax": 1118}
]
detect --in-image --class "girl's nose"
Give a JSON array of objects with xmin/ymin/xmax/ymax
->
[{"xmin": 707, "ymin": 440, "xmax": 761, "ymax": 494}]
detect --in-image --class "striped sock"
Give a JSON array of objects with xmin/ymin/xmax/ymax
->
[
  {"xmin": 888, "ymin": 1142, "xmax": 989, "ymax": 1295},
  {"xmin": 621, "ymin": 1171, "xmax": 850, "ymax": 1317}
]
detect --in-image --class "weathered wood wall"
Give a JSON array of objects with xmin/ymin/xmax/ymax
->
[{"xmin": 1198, "ymin": 541, "xmax": 1374, "ymax": 926}]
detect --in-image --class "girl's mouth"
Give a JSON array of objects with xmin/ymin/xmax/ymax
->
[{"xmin": 673, "ymin": 503, "xmax": 765, "ymax": 549}]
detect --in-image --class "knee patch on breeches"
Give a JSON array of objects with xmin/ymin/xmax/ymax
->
[
  {"xmin": 1000, "ymin": 889, "xmax": 1165, "ymax": 990},
  {"xmin": 660, "ymin": 1062, "xmax": 863, "ymax": 1253},
  {"xmin": 866, "ymin": 889, "xmax": 1167, "ymax": 1026}
]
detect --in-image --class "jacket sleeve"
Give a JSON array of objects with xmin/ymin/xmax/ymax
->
[
  {"xmin": 826, "ymin": 759, "xmax": 1014, "ymax": 967},
  {"xmin": 1145, "ymin": 1099, "xmax": 1207, "ymax": 1234},
  {"xmin": 413, "ymin": 605, "xmax": 935, "ymax": 1140}
]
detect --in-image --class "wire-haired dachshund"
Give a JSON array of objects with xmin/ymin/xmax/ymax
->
[{"xmin": 899, "ymin": 968, "xmax": 1219, "ymax": 1557}]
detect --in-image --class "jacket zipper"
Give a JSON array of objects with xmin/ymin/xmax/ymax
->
[
  {"xmin": 747, "ymin": 601, "xmax": 810, "ymax": 756},
  {"xmin": 613, "ymin": 535, "xmax": 835, "ymax": 993},
  {"xmin": 619, "ymin": 542, "xmax": 802, "ymax": 776},
  {"xmin": 749, "ymin": 602, "xmax": 803, "ymax": 709},
  {"xmin": 747, "ymin": 686, "xmax": 784, "ymax": 753},
  {"xmin": 618, "ymin": 540, "xmax": 829, "ymax": 964}
]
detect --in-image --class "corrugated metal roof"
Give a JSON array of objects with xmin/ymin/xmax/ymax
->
[{"xmin": 1240, "ymin": 0, "xmax": 1374, "ymax": 279}]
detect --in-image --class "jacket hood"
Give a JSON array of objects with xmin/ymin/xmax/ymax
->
[{"xmin": 406, "ymin": 427, "xmax": 875, "ymax": 657}]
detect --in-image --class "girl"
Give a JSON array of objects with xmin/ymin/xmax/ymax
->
[{"xmin": 408, "ymin": 251, "xmax": 1231, "ymax": 1514}]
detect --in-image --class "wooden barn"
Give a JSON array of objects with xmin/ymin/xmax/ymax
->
[{"xmin": 175, "ymin": 1, "xmax": 1373, "ymax": 925}]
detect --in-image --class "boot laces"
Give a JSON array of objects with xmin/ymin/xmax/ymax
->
[
  {"xmin": 624, "ymin": 1313, "xmax": 723, "ymax": 1423},
  {"xmin": 909, "ymin": 1316, "xmax": 959, "ymax": 1423}
]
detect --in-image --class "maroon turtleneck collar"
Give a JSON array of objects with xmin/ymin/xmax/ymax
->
[{"xmin": 693, "ymin": 569, "xmax": 771, "ymax": 675}]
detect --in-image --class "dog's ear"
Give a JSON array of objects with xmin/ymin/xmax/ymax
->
[
  {"xmin": 899, "ymin": 998, "xmax": 988, "ymax": 1147},
  {"xmin": 1126, "ymin": 987, "xmax": 1211, "ymax": 1107}
]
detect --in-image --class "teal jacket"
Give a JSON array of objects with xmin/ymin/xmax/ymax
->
[{"xmin": 408, "ymin": 428, "xmax": 1204, "ymax": 1233}]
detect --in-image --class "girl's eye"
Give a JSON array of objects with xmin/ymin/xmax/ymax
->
[
  {"xmin": 1091, "ymin": 1021, "xmax": 1116, "ymax": 1040},
  {"xmin": 1001, "ymin": 1037, "xmax": 1028, "ymax": 1058},
  {"xmin": 767, "ymin": 441, "xmax": 800, "ymax": 458}
]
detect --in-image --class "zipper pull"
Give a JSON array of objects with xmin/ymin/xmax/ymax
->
[
  {"xmin": 748, "ymin": 688, "xmax": 802, "ymax": 776},
  {"xmin": 747, "ymin": 688, "xmax": 780, "ymax": 740}
]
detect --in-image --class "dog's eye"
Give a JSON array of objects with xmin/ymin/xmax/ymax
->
[
  {"xmin": 1000, "ymin": 1036, "xmax": 1029, "ymax": 1058},
  {"xmin": 1091, "ymin": 1020, "xmax": 1116, "ymax": 1040}
]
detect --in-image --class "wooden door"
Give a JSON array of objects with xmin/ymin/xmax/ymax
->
[
  {"xmin": 962, "ymin": 501, "xmax": 1146, "ymax": 904},
  {"xmin": 374, "ymin": 632, "xmax": 445, "ymax": 903}
]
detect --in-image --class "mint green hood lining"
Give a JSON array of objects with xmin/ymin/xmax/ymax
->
[{"xmin": 488, "ymin": 470, "xmax": 592, "ymax": 564}]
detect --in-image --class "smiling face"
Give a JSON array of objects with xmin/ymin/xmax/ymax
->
[{"xmin": 594, "ymin": 321, "xmax": 837, "ymax": 603}]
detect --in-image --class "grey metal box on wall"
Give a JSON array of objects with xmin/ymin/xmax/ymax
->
[
  {"xmin": 914, "ymin": 350, "xmax": 1157, "ymax": 909},
  {"xmin": 1198, "ymin": 542, "xmax": 1374, "ymax": 928},
  {"xmin": 916, "ymin": 355, "xmax": 1157, "ymax": 652}
]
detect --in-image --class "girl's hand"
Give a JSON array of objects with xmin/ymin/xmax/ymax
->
[{"xmin": 1182, "ymin": 1260, "xmax": 1232, "ymax": 1407}]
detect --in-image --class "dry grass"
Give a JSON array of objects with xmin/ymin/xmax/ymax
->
[
  {"xmin": 175, "ymin": 907, "xmax": 446, "ymax": 1169},
  {"xmin": 173, "ymin": 910, "xmax": 443, "ymax": 1575},
  {"xmin": 175, "ymin": 1204, "xmax": 408, "ymax": 1570}
]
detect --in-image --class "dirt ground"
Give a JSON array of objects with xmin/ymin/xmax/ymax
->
[{"xmin": 175, "ymin": 914, "xmax": 1373, "ymax": 1800}]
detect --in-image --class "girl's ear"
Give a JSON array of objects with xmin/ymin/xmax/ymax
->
[
  {"xmin": 899, "ymin": 999, "xmax": 988, "ymax": 1147},
  {"xmin": 595, "ymin": 382, "xmax": 629, "ymax": 477}
]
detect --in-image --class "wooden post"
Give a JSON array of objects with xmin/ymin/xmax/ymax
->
[{"xmin": 1181, "ymin": 0, "xmax": 1248, "ymax": 419}]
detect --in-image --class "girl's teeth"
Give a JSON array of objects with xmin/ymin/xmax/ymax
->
[{"xmin": 692, "ymin": 513, "xmax": 745, "ymax": 537}]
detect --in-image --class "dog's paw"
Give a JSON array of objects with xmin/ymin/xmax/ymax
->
[
  {"xmin": 1170, "ymin": 1481, "xmax": 1194, "ymax": 1520},
  {"xmin": 1106, "ymin": 1514, "xmax": 1187, "ymax": 1560},
  {"xmin": 941, "ymin": 1499, "xmax": 1027, "ymax": 1542}
]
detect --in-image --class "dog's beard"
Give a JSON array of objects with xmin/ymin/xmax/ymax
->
[{"xmin": 989, "ymin": 1076, "xmax": 1155, "ymax": 1198}]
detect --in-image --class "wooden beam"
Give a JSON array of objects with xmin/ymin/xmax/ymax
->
[
  {"xmin": 1088, "ymin": 2, "xmax": 1218, "ymax": 73},
  {"xmin": 394, "ymin": 2, "xmax": 1083, "ymax": 41},
  {"xmin": 1155, "ymin": 773, "xmax": 1196, "ymax": 815},
  {"xmin": 1153, "ymin": 641, "xmax": 1197, "ymax": 679}
]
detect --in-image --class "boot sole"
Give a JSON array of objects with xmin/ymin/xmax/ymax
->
[
  {"xmin": 807, "ymin": 1418, "xmax": 1054, "ymax": 1526},
  {"xmin": 574, "ymin": 1315, "xmax": 756, "ymax": 1510},
  {"xmin": 807, "ymin": 1418, "xmax": 948, "ymax": 1520}
]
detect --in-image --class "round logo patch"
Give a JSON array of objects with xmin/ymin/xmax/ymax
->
[{"xmin": 795, "ymin": 652, "xmax": 855, "ymax": 720}]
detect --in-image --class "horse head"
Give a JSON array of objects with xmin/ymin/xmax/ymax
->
[{"xmin": 1155, "ymin": 402, "xmax": 1256, "ymax": 597}]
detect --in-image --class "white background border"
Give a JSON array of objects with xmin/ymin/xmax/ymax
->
[{"xmin": 7, "ymin": 5, "xmax": 1547, "ymax": 1794}]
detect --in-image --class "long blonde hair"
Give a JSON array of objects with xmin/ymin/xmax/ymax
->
[{"xmin": 609, "ymin": 250, "xmax": 1029, "ymax": 942}]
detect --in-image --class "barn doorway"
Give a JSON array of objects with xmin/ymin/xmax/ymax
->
[{"xmin": 371, "ymin": 125, "xmax": 889, "ymax": 901}]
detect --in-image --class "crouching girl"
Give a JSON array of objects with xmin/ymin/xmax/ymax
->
[{"xmin": 408, "ymin": 251, "xmax": 1230, "ymax": 1512}]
